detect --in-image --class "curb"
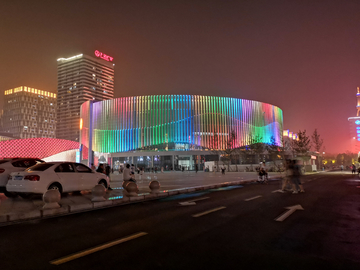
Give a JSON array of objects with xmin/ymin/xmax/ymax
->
[{"xmin": 0, "ymin": 178, "xmax": 273, "ymax": 226}]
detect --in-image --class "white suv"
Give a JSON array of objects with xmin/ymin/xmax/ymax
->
[{"xmin": 0, "ymin": 158, "xmax": 44, "ymax": 197}]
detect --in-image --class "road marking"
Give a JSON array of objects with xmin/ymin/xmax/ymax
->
[
  {"xmin": 192, "ymin": 206, "xmax": 226, "ymax": 217},
  {"xmin": 179, "ymin": 201, "xmax": 197, "ymax": 206},
  {"xmin": 275, "ymin": 205, "xmax": 304, "ymax": 222},
  {"xmin": 272, "ymin": 189, "xmax": 283, "ymax": 193},
  {"xmin": 180, "ymin": 197, "xmax": 210, "ymax": 204},
  {"xmin": 50, "ymin": 232, "xmax": 148, "ymax": 265},
  {"xmin": 244, "ymin": 195, "xmax": 262, "ymax": 201}
]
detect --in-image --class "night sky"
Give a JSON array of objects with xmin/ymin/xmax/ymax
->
[{"xmin": 1, "ymin": 0, "xmax": 359, "ymax": 154}]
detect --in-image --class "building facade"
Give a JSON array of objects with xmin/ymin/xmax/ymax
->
[
  {"xmin": 2, "ymin": 86, "xmax": 57, "ymax": 139},
  {"xmin": 80, "ymin": 95, "xmax": 283, "ymax": 170},
  {"xmin": 57, "ymin": 52, "xmax": 115, "ymax": 142}
]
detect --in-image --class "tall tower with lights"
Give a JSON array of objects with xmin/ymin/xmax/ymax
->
[
  {"xmin": 348, "ymin": 87, "xmax": 360, "ymax": 153},
  {"xmin": 56, "ymin": 51, "xmax": 115, "ymax": 141}
]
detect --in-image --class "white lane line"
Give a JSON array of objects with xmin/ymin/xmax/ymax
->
[
  {"xmin": 244, "ymin": 195, "xmax": 262, "ymax": 201},
  {"xmin": 192, "ymin": 206, "xmax": 226, "ymax": 217},
  {"xmin": 275, "ymin": 205, "xmax": 304, "ymax": 222},
  {"xmin": 181, "ymin": 197, "xmax": 210, "ymax": 204},
  {"xmin": 272, "ymin": 189, "xmax": 283, "ymax": 193},
  {"xmin": 50, "ymin": 232, "xmax": 148, "ymax": 265}
]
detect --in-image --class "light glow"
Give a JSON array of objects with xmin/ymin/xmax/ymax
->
[
  {"xmin": 5, "ymin": 86, "xmax": 56, "ymax": 98},
  {"xmin": 57, "ymin": 54, "xmax": 83, "ymax": 62},
  {"xmin": 80, "ymin": 95, "xmax": 283, "ymax": 153},
  {"xmin": 94, "ymin": 50, "xmax": 114, "ymax": 62}
]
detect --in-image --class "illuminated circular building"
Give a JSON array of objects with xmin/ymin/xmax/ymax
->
[{"xmin": 80, "ymin": 95, "xmax": 283, "ymax": 170}]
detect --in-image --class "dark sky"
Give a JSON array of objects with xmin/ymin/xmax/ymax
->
[{"xmin": 1, "ymin": 0, "xmax": 359, "ymax": 154}]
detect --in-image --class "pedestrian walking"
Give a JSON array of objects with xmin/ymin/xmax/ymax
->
[
  {"xmin": 91, "ymin": 163, "xmax": 96, "ymax": 170},
  {"xmin": 281, "ymin": 160, "xmax": 293, "ymax": 192},
  {"xmin": 292, "ymin": 160, "xmax": 304, "ymax": 194},
  {"xmin": 96, "ymin": 164, "xmax": 105, "ymax": 173},
  {"xmin": 105, "ymin": 164, "xmax": 113, "ymax": 190},
  {"xmin": 352, "ymin": 164, "xmax": 356, "ymax": 174},
  {"xmin": 123, "ymin": 163, "xmax": 135, "ymax": 183}
]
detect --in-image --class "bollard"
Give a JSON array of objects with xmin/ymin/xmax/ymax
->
[
  {"xmin": 125, "ymin": 182, "xmax": 138, "ymax": 197},
  {"xmin": 43, "ymin": 189, "xmax": 61, "ymax": 209},
  {"xmin": 91, "ymin": 184, "xmax": 106, "ymax": 202},
  {"xmin": 149, "ymin": 180, "xmax": 160, "ymax": 194}
]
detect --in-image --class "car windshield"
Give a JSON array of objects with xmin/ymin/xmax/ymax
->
[{"xmin": 26, "ymin": 163, "xmax": 54, "ymax": 171}]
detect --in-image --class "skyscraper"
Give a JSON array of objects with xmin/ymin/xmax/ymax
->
[
  {"xmin": 2, "ymin": 86, "xmax": 57, "ymax": 139},
  {"xmin": 57, "ymin": 51, "xmax": 115, "ymax": 141},
  {"xmin": 348, "ymin": 87, "xmax": 360, "ymax": 153}
]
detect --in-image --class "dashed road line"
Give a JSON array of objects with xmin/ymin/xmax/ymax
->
[
  {"xmin": 192, "ymin": 206, "xmax": 226, "ymax": 217},
  {"xmin": 181, "ymin": 197, "xmax": 210, "ymax": 204},
  {"xmin": 50, "ymin": 232, "xmax": 148, "ymax": 265},
  {"xmin": 244, "ymin": 195, "xmax": 262, "ymax": 201}
]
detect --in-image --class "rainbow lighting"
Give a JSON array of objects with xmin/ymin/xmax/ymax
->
[{"xmin": 80, "ymin": 95, "xmax": 283, "ymax": 154}]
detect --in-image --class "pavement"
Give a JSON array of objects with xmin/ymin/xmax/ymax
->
[{"xmin": 0, "ymin": 171, "xmax": 285, "ymax": 225}]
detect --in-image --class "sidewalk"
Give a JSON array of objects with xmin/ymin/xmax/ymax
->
[{"xmin": 0, "ymin": 171, "xmax": 283, "ymax": 225}]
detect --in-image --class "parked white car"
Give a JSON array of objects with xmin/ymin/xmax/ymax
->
[
  {"xmin": 6, "ymin": 162, "xmax": 110, "ymax": 198},
  {"xmin": 0, "ymin": 158, "xmax": 44, "ymax": 197}
]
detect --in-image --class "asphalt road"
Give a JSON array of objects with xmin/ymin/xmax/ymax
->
[{"xmin": 1, "ymin": 172, "xmax": 359, "ymax": 270}]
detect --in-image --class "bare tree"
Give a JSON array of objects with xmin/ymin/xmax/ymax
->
[
  {"xmin": 267, "ymin": 136, "xmax": 285, "ymax": 172},
  {"xmin": 292, "ymin": 129, "xmax": 311, "ymax": 165},
  {"xmin": 312, "ymin": 129, "xmax": 324, "ymax": 169},
  {"xmin": 211, "ymin": 130, "xmax": 238, "ymax": 171},
  {"xmin": 242, "ymin": 133, "xmax": 265, "ymax": 170},
  {"xmin": 312, "ymin": 129, "xmax": 324, "ymax": 152}
]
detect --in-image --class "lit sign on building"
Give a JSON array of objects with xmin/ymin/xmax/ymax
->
[
  {"xmin": 94, "ymin": 50, "xmax": 113, "ymax": 62},
  {"xmin": 355, "ymin": 120, "xmax": 360, "ymax": 125}
]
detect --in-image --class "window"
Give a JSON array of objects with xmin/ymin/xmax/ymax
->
[
  {"xmin": 75, "ymin": 164, "xmax": 92, "ymax": 173},
  {"xmin": 12, "ymin": 159, "xmax": 39, "ymax": 168},
  {"xmin": 55, "ymin": 163, "xmax": 75, "ymax": 173},
  {"xmin": 27, "ymin": 163, "xmax": 53, "ymax": 171}
]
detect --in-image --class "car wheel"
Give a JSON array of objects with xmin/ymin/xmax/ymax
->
[
  {"xmin": 48, "ymin": 183, "xmax": 63, "ymax": 194},
  {"xmin": 98, "ymin": 180, "xmax": 108, "ymax": 189},
  {"xmin": 4, "ymin": 190, "xmax": 18, "ymax": 198}
]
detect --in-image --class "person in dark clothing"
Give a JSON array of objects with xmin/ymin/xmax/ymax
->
[
  {"xmin": 105, "ymin": 164, "xmax": 111, "ymax": 176},
  {"xmin": 96, "ymin": 164, "xmax": 105, "ymax": 174},
  {"xmin": 105, "ymin": 164, "xmax": 113, "ymax": 190}
]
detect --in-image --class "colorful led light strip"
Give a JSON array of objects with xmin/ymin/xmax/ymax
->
[{"xmin": 80, "ymin": 95, "xmax": 283, "ymax": 153}]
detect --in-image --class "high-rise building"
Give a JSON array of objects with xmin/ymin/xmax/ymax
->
[
  {"xmin": 2, "ymin": 86, "xmax": 57, "ymax": 139},
  {"xmin": 348, "ymin": 87, "xmax": 360, "ymax": 153},
  {"xmin": 57, "ymin": 51, "xmax": 115, "ymax": 141}
]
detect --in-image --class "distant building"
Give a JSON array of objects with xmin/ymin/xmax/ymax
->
[
  {"xmin": 348, "ymin": 87, "xmax": 360, "ymax": 153},
  {"xmin": 0, "ymin": 132, "xmax": 14, "ymax": 142},
  {"xmin": 56, "ymin": 51, "xmax": 115, "ymax": 142},
  {"xmin": 2, "ymin": 86, "xmax": 57, "ymax": 139}
]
